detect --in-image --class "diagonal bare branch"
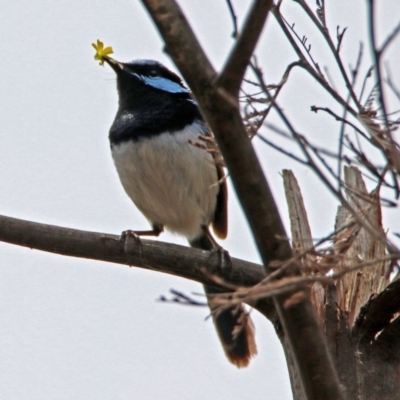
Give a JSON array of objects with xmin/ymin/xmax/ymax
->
[
  {"xmin": 139, "ymin": 2, "xmax": 343, "ymax": 397},
  {"xmin": 217, "ymin": 0, "xmax": 273, "ymax": 96}
]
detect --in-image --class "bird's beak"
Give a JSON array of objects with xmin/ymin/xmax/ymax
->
[{"xmin": 103, "ymin": 57, "xmax": 124, "ymax": 74}]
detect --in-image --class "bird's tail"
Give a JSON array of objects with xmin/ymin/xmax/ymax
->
[{"xmin": 190, "ymin": 233, "xmax": 257, "ymax": 368}]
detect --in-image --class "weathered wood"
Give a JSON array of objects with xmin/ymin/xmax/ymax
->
[
  {"xmin": 283, "ymin": 169, "xmax": 325, "ymax": 323},
  {"xmin": 335, "ymin": 166, "xmax": 389, "ymax": 326},
  {"xmin": 283, "ymin": 166, "xmax": 400, "ymax": 399}
]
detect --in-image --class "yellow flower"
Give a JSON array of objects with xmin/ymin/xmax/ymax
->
[{"xmin": 92, "ymin": 39, "xmax": 114, "ymax": 66}]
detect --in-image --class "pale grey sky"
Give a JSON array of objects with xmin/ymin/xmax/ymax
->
[{"xmin": 0, "ymin": 1, "xmax": 399, "ymax": 399}]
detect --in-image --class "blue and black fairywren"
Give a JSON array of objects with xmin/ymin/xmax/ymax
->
[{"xmin": 102, "ymin": 56, "xmax": 256, "ymax": 367}]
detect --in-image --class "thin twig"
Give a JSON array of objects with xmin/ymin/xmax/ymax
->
[
  {"xmin": 271, "ymin": 5, "xmax": 358, "ymax": 117},
  {"xmin": 211, "ymin": 254, "xmax": 399, "ymax": 312},
  {"xmin": 380, "ymin": 20, "xmax": 400, "ymax": 55},
  {"xmin": 218, "ymin": 0, "xmax": 273, "ymax": 96},
  {"xmin": 256, "ymin": 134, "xmax": 309, "ymax": 165},
  {"xmin": 225, "ymin": 0, "xmax": 239, "ymax": 38},
  {"xmin": 338, "ymin": 43, "xmax": 364, "ymax": 191},
  {"xmin": 159, "ymin": 289, "xmax": 207, "ymax": 306},
  {"xmin": 310, "ymin": 106, "xmax": 369, "ymax": 140},
  {"xmin": 250, "ymin": 61, "xmax": 399, "ymax": 255},
  {"xmin": 367, "ymin": 0, "xmax": 400, "ymax": 173},
  {"xmin": 295, "ymin": 0, "xmax": 362, "ymax": 110}
]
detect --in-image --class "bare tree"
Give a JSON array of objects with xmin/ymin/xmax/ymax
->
[{"xmin": 1, "ymin": 1, "xmax": 400, "ymax": 399}]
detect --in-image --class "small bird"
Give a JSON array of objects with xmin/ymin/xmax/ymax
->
[{"xmin": 103, "ymin": 56, "xmax": 256, "ymax": 367}]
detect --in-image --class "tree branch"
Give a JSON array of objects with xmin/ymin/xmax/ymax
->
[
  {"xmin": 140, "ymin": 1, "xmax": 343, "ymax": 398},
  {"xmin": 0, "ymin": 213, "xmax": 281, "ymax": 330},
  {"xmin": 0, "ymin": 214, "xmax": 266, "ymax": 288},
  {"xmin": 217, "ymin": 0, "xmax": 273, "ymax": 96},
  {"xmin": 295, "ymin": 0, "xmax": 362, "ymax": 110},
  {"xmin": 367, "ymin": 0, "xmax": 400, "ymax": 173},
  {"xmin": 271, "ymin": 5, "xmax": 358, "ymax": 117}
]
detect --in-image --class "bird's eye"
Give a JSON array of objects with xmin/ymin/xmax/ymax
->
[{"xmin": 149, "ymin": 69, "xmax": 158, "ymax": 77}]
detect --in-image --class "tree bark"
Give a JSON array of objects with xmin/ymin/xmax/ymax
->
[{"xmin": 284, "ymin": 167, "xmax": 400, "ymax": 399}]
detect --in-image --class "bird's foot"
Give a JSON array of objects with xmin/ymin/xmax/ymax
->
[
  {"xmin": 209, "ymin": 245, "xmax": 232, "ymax": 273},
  {"xmin": 119, "ymin": 225, "xmax": 163, "ymax": 254},
  {"xmin": 119, "ymin": 229, "xmax": 143, "ymax": 254}
]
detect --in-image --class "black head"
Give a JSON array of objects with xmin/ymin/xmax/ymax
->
[
  {"xmin": 106, "ymin": 58, "xmax": 202, "ymax": 144},
  {"xmin": 106, "ymin": 59, "xmax": 191, "ymax": 104}
]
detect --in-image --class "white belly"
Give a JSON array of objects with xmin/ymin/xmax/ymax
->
[{"xmin": 111, "ymin": 124, "xmax": 219, "ymax": 239}]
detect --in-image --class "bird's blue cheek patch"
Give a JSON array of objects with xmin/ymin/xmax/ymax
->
[{"xmin": 137, "ymin": 74, "xmax": 188, "ymax": 94}]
